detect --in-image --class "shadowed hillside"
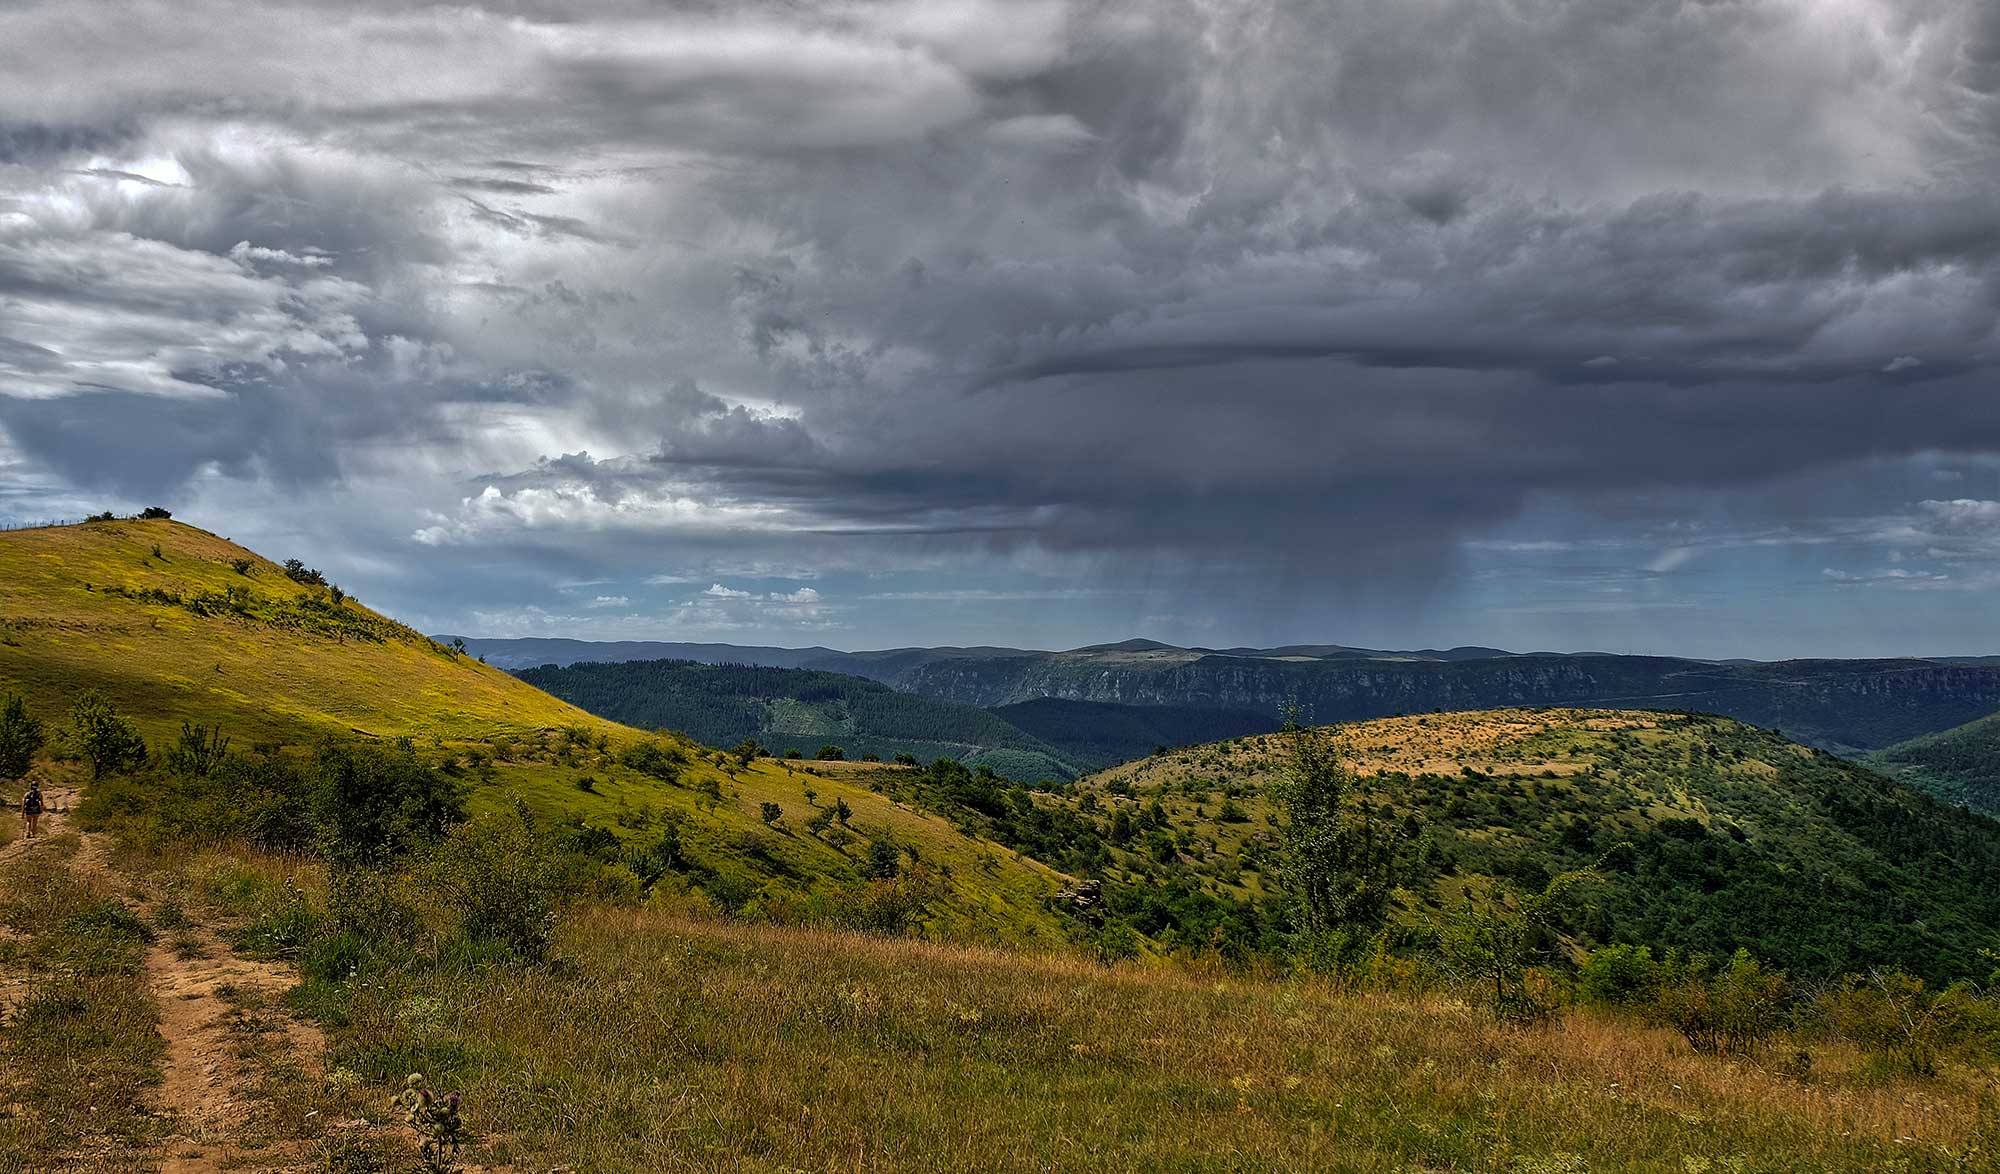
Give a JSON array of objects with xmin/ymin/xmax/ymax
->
[
  {"xmin": 515, "ymin": 658, "xmax": 1079, "ymax": 779},
  {"xmin": 1868, "ymin": 710, "xmax": 2000, "ymax": 818}
]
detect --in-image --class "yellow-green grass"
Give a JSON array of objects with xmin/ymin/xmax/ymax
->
[
  {"xmin": 477, "ymin": 745, "xmax": 1073, "ymax": 946},
  {"xmin": 304, "ymin": 901, "xmax": 1994, "ymax": 1172},
  {"xmin": 0, "ymin": 518, "xmax": 624, "ymax": 745}
]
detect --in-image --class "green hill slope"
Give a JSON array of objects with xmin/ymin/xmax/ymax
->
[
  {"xmin": 0, "ymin": 517, "xmax": 615, "ymax": 744},
  {"xmin": 0, "ymin": 519, "xmax": 1073, "ymax": 945},
  {"xmin": 516, "ymin": 658, "xmax": 1079, "ymax": 779},
  {"xmin": 873, "ymin": 709, "xmax": 2000, "ymax": 981},
  {"xmin": 1866, "ymin": 710, "xmax": 2000, "ymax": 817}
]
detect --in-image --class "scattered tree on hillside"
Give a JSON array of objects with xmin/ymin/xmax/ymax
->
[
  {"xmin": 140, "ymin": 506, "xmax": 172, "ymax": 519},
  {"xmin": 760, "ymin": 801, "xmax": 783, "ymax": 824},
  {"xmin": 164, "ymin": 722, "xmax": 231, "ymax": 777},
  {"xmin": 313, "ymin": 741, "xmax": 465, "ymax": 865},
  {"xmin": 1436, "ymin": 868, "xmax": 1596, "ymax": 1022},
  {"xmin": 1275, "ymin": 706, "xmax": 1402, "ymax": 947},
  {"xmin": 65, "ymin": 691, "xmax": 147, "ymax": 780},
  {"xmin": 619, "ymin": 740, "xmax": 684, "ymax": 783},
  {"xmin": 0, "ymin": 693, "xmax": 46, "ymax": 780},
  {"xmin": 866, "ymin": 833, "xmax": 901, "ymax": 878},
  {"xmin": 818, "ymin": 744, "xmax": 845, "ymax": 761},
  {"xmin": 282, "ymin": 558, "xmax": 327, "ymax": 586}
]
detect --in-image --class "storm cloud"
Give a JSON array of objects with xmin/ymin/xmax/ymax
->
[{"xmin": 1, "ymin": 0, "xmax": 1997, "ymax": 655}]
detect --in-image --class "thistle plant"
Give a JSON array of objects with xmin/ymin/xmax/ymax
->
[{"xmin": 392, "ymin": 1073, "xmax": 468, "ymax": 1172}]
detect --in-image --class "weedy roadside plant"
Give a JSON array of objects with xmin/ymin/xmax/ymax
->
[{"xmin": 393, "ymin": 1072, "xmax": 468, "ymax": 1172}]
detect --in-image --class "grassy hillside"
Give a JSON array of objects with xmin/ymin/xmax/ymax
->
[
  {"xmin": 880, "ymin": 709, "xmax": 2000, "ymax": 982},
  {"xmin": 516, "ymin": 658, "xmax": 1080, "ymax": 779},
  {"xmin": 1868, "ymin": 710, "xmax": 2000, "ymax": 818},
  {"xmin": 0, "ymin": 518, "xmax": 613, "ymax": 744},
  {"xmin": 0, "ymin": 520, "xmax": 1073, "ymax": 946},
  {"xmin": 274, "ymin": 888, "xmax": 2000, "ymax": 1172}
]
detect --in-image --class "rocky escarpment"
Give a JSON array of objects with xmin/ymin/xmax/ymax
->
[{"xmin": 891, "ymin": 654, "xmax": 2000, "ymax": 753}]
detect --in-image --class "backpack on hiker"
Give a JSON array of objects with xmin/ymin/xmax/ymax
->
[{"xmin": 21, "ymin": 786, "xmax": 41, "ymax": 816}]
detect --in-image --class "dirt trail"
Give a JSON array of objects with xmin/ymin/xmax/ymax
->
[
  {"xmin": 0, "ymin": 786, "xmax": 83, "ymax": 1022},
  {"xmin": 146, "ymin": 915, "xmax": 329, "ymax": 1173},
  {"xmin": 3, "ymin": 786, "xmax": 331, "ymax": 1173}
]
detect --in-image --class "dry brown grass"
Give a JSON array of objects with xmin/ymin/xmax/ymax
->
[{"xmin": 301, "ymin": 902, "xmax": 1994, "ymax": 1172}]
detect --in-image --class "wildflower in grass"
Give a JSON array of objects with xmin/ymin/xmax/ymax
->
[{"xmin": 393, "ymin": 1072, "xmax": 468, "ymax": 1172}]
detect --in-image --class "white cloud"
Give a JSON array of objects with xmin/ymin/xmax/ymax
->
[{"xmin": 703, "ymin": 583, "xmax": 753, "ymax": 599}]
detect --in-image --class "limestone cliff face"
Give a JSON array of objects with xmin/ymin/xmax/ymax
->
[{"xmin": 891, "ymin": 654, "xmax": 2000, "ymax": 752}]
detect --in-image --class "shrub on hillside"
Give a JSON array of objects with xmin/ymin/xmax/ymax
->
[
  {"xmin": 1653, "ymin": 949, "xmax": 1789, "ymax": 1055},
  {"xmin": 1578, "ymin": 944, "xmax": 1662, "ymax": 1007},
  {"xmin": 0, "ymin": 692, "xmax": 46, "ymax": 780},
  {"xmin": 1817, "ymin": 970, "xmax": 1987, "ymax": 1077},
  {"xmin": 422, "ymin": 807, "xmax": 570, "ymax": 963},
  {"xmin": 619, "ymin": 740, "xmax": 684, "ymax": 783},
  {"xmin": 834, "ymin": 865, "xmax": 947, "ymax": 936},
  {"xmin": 313, "ymin": 742, "xmax": 466, "ymax": 865},
  {"xmin": 64, "ymin": 691, "xmax": 147, "ymax": 780},
  {"xmin": 865, "ymin": 832, "xmax": 901, "ymax": 879},
  {"xmin": 1434, "ymin": 869, "xmax": 1595, "ymax": 1022},
  {"xmin": 629, "ymin": 824, "xmax": 686, "ymax": 887},
  {"xmin": 163, "ymin": 722, "xmax": 231, "ymax": 778},
  {"xmin": 282, "ymin": 558, "xmax": 328, "ymax": 586}
]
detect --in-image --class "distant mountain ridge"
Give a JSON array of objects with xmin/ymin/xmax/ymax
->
[
  {"xmin": 512, "ymin": 659, "xmax": 1286, "ymax": 776},
  {"xmin": 455, "ymin": 636, "xmax": 2000, "ymax": 764}
]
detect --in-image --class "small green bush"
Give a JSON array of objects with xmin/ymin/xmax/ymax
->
[
  {"xmin": 1654, "ymin": 950, "xmax": 1788, "ymax": 1055},
  {"xmin": 421, "ymin": 808, "xmax": 570, "ymax": 963},
  {"xmin": 1579, "ymin": 944, "xmax": 1661, "ymax": 1007},
  {"xmin": 619, "ymin": 740, "xmax": 684, "ymax": 783}
]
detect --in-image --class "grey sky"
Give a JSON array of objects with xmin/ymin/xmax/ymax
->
[{"xmin": 2, "ymin": 0, "xmax": 1997, "ymax": 657}]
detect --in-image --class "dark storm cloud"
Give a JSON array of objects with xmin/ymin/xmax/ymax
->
[
  {"xmin": 0, "ymin": 0, "xmax": 1997, "ymax": 647},
  {"xmin": 448, "ymin": 177, "xmax": 559, "ymax": 196}
]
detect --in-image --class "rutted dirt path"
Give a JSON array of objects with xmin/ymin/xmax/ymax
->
[
  {"xmin": 4, "ymin": 787, "xmax": 332, "ymax": 1173},
  {"xmin": 145, "ymin": 913, "xmax": 329, "ymax": 1173}
]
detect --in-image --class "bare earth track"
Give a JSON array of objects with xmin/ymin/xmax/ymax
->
[{"xmin": 2, "ymin": 790, "xmax": 329, "ymax": 1173}]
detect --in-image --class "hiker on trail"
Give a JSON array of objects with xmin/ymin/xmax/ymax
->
[{"xmin": 20, "ymin": 781, "xmax": 41, "ymax": 838}]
